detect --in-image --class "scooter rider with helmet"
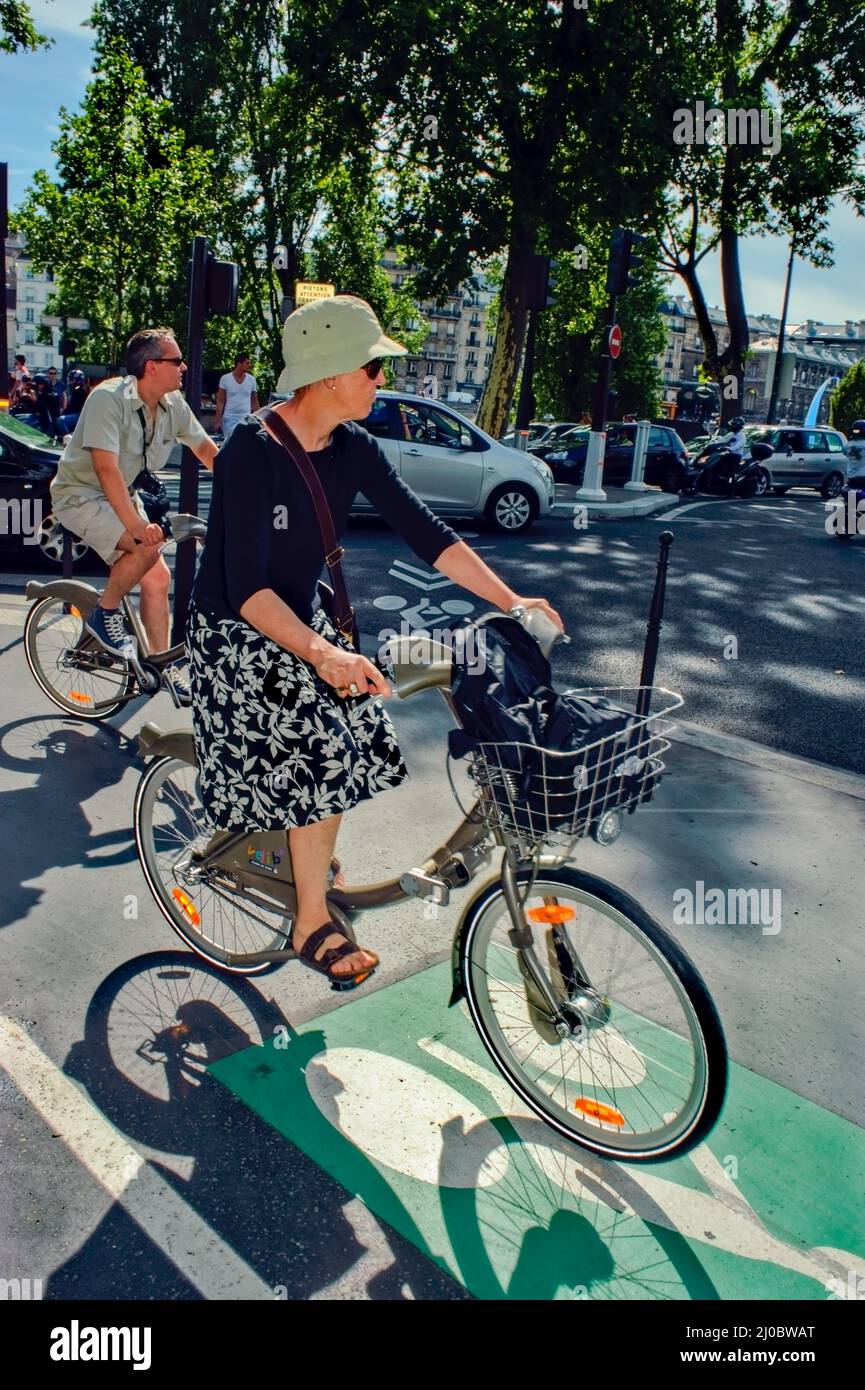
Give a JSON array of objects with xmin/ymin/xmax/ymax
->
[{"xmin": 714, "ymin": 415, "xmax": 746, "ymax": 462}]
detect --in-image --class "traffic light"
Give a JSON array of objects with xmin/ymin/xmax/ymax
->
[
  {"xmin": 185, "ymin": 249, "xmax": 240, "ymax": 318},
  {"xmin": 606, "ymin": 228, "xmax": 651, "ymax": 296},
  {"xmin": 526, "ymin": 253, "xmax": 556, "ymax": 311},
  {"xmin": 545, "ymin": 257, "xmax": 558, "ymax": 309}
]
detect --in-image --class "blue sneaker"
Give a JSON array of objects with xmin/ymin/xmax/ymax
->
[
  {"xmin": 164, "ymin": 663, "xmax": 192, "ymax": 707},
  {"xmin": 85, "ymin": 606, "xmax": 137, "ymax": 661}
]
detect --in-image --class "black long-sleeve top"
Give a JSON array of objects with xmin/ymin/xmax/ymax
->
[{"xmin": 192, "ymin": 417, "xmax": 461, "ymax": 625}]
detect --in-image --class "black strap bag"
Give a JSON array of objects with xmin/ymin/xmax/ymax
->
[{"xmin": 448, "ymin": 613, "xmax": 648, "ymax": 835}]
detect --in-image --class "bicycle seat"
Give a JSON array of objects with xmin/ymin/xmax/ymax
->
[
  {"xmin": 381, "ymin": 633, "xmax": 453, "ymax": 698},
  {"xmin": 171, "ymin": 513, "xmax": 208, "ymax": 544}
]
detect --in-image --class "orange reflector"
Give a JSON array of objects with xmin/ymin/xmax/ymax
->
[
  {"xmin": 574, "ymin": 1098, "xmax": 626, "ymax": 1126},
  {"xmin": 69, "ymin": 690, "xmax": 93, "ymax": 705},
  {"xmin": 69, "ymin": 605, "xmax": 81, "ymax": 618},
  {"xmin": 171, "ymin": 888, "xmax": 201, "ymax": 926},
  {"xmin": 528, "ymin": 905, "xmax": 575, "ymax": 925},
  {"xmin": 353, "ymin": 971, "xmax": 371, "ymax": 985}
]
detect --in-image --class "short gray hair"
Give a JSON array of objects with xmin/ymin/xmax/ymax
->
[{"xmin": 125, "ymin": 327, "xmax": 176, "ymax": 379}]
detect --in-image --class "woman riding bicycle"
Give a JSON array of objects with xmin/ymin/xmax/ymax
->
[{"xmin": 187, "ymin": 295, "xmax": 562, "ymax": 989}]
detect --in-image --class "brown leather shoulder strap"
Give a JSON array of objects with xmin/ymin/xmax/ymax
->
[{"xmin": 257, "ymin": 407, "xmax": 357, "ymax": 646}]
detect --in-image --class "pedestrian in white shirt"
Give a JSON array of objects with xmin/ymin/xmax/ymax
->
[{"xmin": 215, "ymin": 353, "xmax": 259, "ymax": 439}]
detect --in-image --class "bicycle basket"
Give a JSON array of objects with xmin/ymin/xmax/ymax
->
[{"xmin": 460, "ymin": 686, "xmax": 682, "ymax": 848}]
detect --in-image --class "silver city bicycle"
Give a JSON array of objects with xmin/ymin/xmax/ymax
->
[
  {"xmin": 132, "ymin": 531, "xmax": 728, "ymax": 1163},
  {"xmin": 22, "ymin": 515, "xmax": 207, "ymax": 719}
]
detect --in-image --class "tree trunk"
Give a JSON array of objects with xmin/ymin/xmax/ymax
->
[
  {"xmin": 475, "ymin": 228, "xmax": 535, "ymax": 439},
  {"xmin": 717, "ymin": 220, "xmax": 749, "ymax": 424}
]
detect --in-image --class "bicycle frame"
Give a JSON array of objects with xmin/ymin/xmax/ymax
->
[{"xmin": 25, "ymin": 512, "xmax": 206, "ymax": 701}]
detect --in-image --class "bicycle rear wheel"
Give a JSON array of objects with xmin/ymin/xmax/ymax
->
[
  {"xmin": 24, "ymin": 595, "xmax": 135, "ymax": 719},
  {"xmin": 134, "ymin": 755, "xmax": 293, "ymax": 975},
  {"xmin": 459, "ymin": 866, "xmax": 727, "ymax": 1162}
]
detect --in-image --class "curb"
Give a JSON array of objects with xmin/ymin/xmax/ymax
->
[
  {"xmin": 670, "ymin": 717, "xmax": 865, "ymax": 801},
  {"xmin": 551, "ymin": 492, "xmax": 680, "ymax": 520}
]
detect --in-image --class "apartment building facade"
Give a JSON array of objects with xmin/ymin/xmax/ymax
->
[
  {"xmin": 3, "ymin": 233, "xmax": 62, "ymax": 379},
  {"xmin": 379, "ymin": 250, "xmax": 494, "ymax": 411}
]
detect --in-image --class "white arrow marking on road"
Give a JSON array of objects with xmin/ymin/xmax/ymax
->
[
  {"xmin": 388, "ymin": 559, "xmax": 455, "ymax": 592},
  {"xmin": 0, "ymin": 1015, "xmax": 276, "ymax": 1300}
]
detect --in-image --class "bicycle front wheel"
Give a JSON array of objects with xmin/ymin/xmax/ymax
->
[
  {"xmin": 24, "ymin": 595, "xmax": 135, "ymax": 719},
  {"xmin": 459, "ymin": 866, "xmax": 727, "ymax": 1162},
  {"xmin": 134, "ymin": 755, "xmax": 293, "ymax": 975}
]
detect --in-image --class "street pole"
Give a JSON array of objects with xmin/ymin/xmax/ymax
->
[
  {"xmin": 576, "ymin": 292, "xmax": 618, "ymax": 502},
  {"xmin": 171, "ymin": 234, "xmax": 208, "ymax": 645},
  {"xmin": 0, "ymin": 163, "xmax": 8, "ymax": 397},
  {"xmin": 766, "ymin": 246, "xmax": 794, "ymax": 425},
  {"xmin": 515, "ymin": 308, "xmax": 538, "ymax": 430}
]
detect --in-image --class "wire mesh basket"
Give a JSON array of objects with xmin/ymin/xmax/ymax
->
[{"xmin": 461, "ymin": 686, "xmax": 683, "ymax": 849}]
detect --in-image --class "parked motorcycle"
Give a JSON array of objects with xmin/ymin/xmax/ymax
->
[
  {"xmin": 831, "ymin": 447, "xmax": 865, "ymax": 542},
  {"xmin": 682, "ymin": 437, "xmax": 773, "ymax": 499}
]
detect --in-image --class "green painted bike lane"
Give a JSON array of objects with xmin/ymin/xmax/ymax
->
[{"xmin": 210, "ymin": 962, "xmax": 865, "ymax": 1302}]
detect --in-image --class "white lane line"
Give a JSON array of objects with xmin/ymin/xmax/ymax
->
[{"xmin": 0, "ymin": 1016, "xmax": 275, "ymax": 1301}]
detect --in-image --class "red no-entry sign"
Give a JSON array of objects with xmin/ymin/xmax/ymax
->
[{"xmin": 608, "ymin": 324, "xmax": 622, "ymax": 358}]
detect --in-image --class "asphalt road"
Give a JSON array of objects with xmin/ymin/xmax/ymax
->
[{"xmin": 3, "ymin": 480, "xmax": 863, "ymax": 773}]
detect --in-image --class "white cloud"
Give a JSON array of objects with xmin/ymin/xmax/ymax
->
[{"xmin": 28, "ymin": 0, "xmax": 95, "ymax": 37}]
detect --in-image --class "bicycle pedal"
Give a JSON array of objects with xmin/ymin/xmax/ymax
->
[{"xmin": 399, "ymin": 869, "xmax": 450, "ymax": 906}]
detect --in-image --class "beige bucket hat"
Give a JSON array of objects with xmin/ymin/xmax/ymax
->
[{"xmin": 276, "ymin": 294, "xmax": 407, "ymax": 395}]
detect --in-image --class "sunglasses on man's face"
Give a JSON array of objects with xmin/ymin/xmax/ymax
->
[
  {"xmin": 361, "ymin": 358, "xmax": 387, "ymax": 380},
  {"xmin": 153, "ymin": 355, "xmax": 186, "ymax": 367}
]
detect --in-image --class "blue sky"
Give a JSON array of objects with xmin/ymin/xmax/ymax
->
[{"xmin": 2, "ymin": 0, "xmax": 862, "ymax": 328}]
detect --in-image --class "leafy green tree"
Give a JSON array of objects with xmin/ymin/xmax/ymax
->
[
  {"xmin": 13, "ymin": 41, "xmax": 220, "ymax": 368},
  {"xmin": 374, "ymin": 0, "xmax": 690, "ymax": 438},
  {"xmin": 91, "ymin": 0, "xmax": 411, "ymax": 383},
  {"xmin": 1, "ymin": 0, "xmax": 47, "ymax": 52},
  {"xmin": 659, "ymin": 0, "xmax": 865, "ymax": 423},
  {"xmin": 308, "ymin": 163, "xmax": 427, "ymax": 357},
  {"xmin": 830, "ymin": 360, "xmax": 865, "ymax": 436},
  {"xmin": 533, "ymin": 233, "xmax": 665, "ymax": 423}
]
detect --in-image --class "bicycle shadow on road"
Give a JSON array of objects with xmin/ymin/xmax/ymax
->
[
  {"xmin": 0, "ymin": 715, "xmax": 140, "ymax": 932},
  {"xmin": 45, "ymin": 952, "xmax": 467, "ymax": 1301}
]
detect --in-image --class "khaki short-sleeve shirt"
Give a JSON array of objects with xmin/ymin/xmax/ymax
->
[{"xmin": 50, "ymin": 374, "xmax": 209, "ymax": 508}]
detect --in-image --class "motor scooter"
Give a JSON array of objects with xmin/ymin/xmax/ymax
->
[{"xmin": 682, "ymin": 439, "xmax": 773, "ymax": 498}]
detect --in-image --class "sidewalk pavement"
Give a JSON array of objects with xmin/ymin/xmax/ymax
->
[
  {"xmin": 0, "ymin": 593, "xmax": 862, "ymax": 1297},
  {"xmin": 552, "ymin": 484, "xmax": 678, "ymax": 518}
]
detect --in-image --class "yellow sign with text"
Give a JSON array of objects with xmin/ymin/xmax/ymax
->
[{"xmin": 294, "ymin": 281, "xmax": 336, "ymax": 306}]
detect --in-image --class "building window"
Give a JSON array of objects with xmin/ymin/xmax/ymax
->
[
  {"xmin": 470, "ymin": 314, "xmax": 481, "ymax": 326},
  {"xmin": 24, "ymin": 329, "xmax": 35, "ymax": 344},
  {"xmin": 24, "ymin": 268, "xmax": 34, "ymax": 279},
  {"xmin": 443, "ymin": 364, "xmax": 453, "ymax": 380},
  {"xmin": 466, "ymin": 351, "xmax": 476, "ymax": 365},
  {"xmin": 446, "ymin": 322, "xmax": 455, "ymax": 336},
  {"xmin": 24, "ymin": 307, "xmax": 35, "ymax": 323},
  {"xmin": 465, "ymin": 369, "xmax": 474, "ymax": 383},
  {"xmin": 406, "ymin": 361, "xmax": 417, "ymax": 376},
  {"xmin": 484, "ymin": 352, "xmax": 492, "ymax": 366},
  {"xmin": 486, "ymin": 333, "xmax": 494, "ymax": 346}
]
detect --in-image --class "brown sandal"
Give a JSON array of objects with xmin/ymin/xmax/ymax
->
[{"xmin": 291, "ymin": 922, "xmax": 379, "ymax": 992}]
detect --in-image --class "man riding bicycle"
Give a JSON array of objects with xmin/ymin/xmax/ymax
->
[{"xmin": 49, "ymin": 328, "xmax": 219, "ymax": 704}]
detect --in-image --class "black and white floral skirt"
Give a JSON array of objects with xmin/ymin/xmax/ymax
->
[{"xmin": 186, "ymin": 600, "xmax": 408, "ymax": 831}]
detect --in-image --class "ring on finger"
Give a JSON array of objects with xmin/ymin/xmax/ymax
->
[{"xmin": 348, "ymin": 682, "xmax": 360, "ymax": 695}]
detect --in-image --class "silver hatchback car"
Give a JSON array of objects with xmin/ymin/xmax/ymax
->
[
  {"xmin": 355, "ymin": 391, "xmax": 554, "ymax": 533},
  {"xmin": 748, "ymin": 425, "xmax": 849, "ymax": 498}
]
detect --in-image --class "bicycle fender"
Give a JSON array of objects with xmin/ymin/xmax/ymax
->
[
  {"xmin": 137, "ymin": 721, "xmax": 196, "ymax": 764},
  {"xmin": 447, "ymin": 853, "xmax": 590, "ymax": 1008},
  {"xmin": 25, "ymin": 578, "xmax": 101, "ymax": 614},
  {"xmin": 448, "ymin": 872, "xmax": 504, "ymax": 1007}
]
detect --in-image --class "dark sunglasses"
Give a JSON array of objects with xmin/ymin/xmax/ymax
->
[
  {"xmin": 361, "ymin": 358, "xmax": 387, "ymax": 379},
  {"xmin": 153, "ymin": 355, "xmax": 185, "ymax": 366}
]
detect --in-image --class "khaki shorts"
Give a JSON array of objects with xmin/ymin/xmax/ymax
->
[{"xmin": 52, "ymin": 492, "xmax": 149, "ymax": 566}]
